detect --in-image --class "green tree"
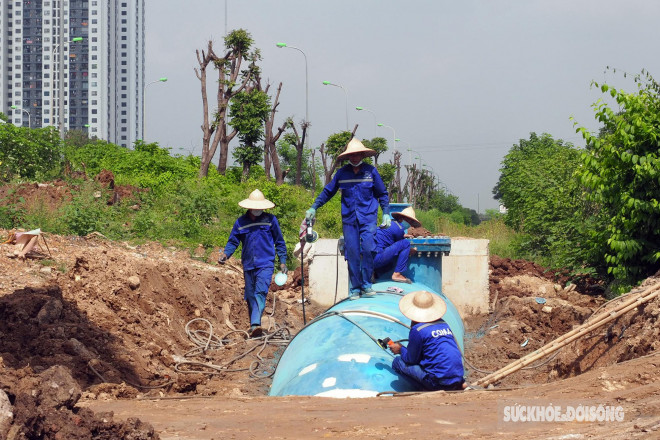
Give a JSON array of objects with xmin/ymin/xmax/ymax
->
[
  {"xmin": 428, "ymin": 186, "xmax": 461, "ymax": 214},
  {"xmin": 283, "ymin": 117, "xmax": 310, "ymax": 186},
  {"xmin": 0, "ymin": 124, "xmax": 62, "ymax": 181},
  {"xmin": 362, "ymin": 137, "xmax": 388, "ymax": 166},
  {"xmin": 276, "ymin": 133, "xmax": 320, "ymax": 189},
  {"xmin": 376, "ymin": 163, "xmax": 396, "ymax": 190},
  {"xmin": 230, "ymin": 88, "xmax": 270, "ymax": 179},
  {"xmin": 575, "ymin": 71, "xmax": 660, "ymax": 290},
  {"xmin": 64, "ymin": 129, "xmax": 94, "ymax": 149},
  {"xmin": 494, "ymin": 132, "xmax": 582, "ymax": 255}
]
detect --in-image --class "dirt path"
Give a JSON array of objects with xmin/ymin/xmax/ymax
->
[{"xmin": 82, "ymin": 351, "xmax": 660, "ymax": 439}]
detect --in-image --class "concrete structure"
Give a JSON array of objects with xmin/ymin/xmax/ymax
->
[
  {"xmin": 441, "ymin": 237, "xmax": 490, "ymax": 315},
  {"xmin": 0, "ymin": 0, "xmax": 145, "ymax": 147},
  {"xmin": 308, "ymin": 237, "xmax": 490, "ymax": 317},
  {"xmin": 308, "ymin": 239, "xmax": 349, "ymax": 304}
]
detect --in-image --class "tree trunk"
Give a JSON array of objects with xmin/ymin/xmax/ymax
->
[
  {"xmin": 290, "ymin": 121, "xmax": 309, "ymax": 186},
  {"xmin": 242, "ymin": 161, "xmax": 250, "ymax": 180},
  {"xmin": 195, "ymin": 39, "xmax": 254, "ymax": 178},
  {"xmin": 264, "ymin": 145, "xmax": 271, "ymax": 180},
  {"xmin": 195, "ymin": 42, "xmax": 216, "ymax": 178},
  {"xmin": 261, "ymin": 83, "xmax": 287, "ymax": 184},
  {"xmin": 390, "ymin": 150, "xmax": 402, "ymax": 203},
  {"xmin": 310, "ymin": 148, "xmax": 318, "ymax": 197}
]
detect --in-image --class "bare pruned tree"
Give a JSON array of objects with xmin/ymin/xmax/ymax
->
[
  {"xmin": 194, "ymin": 30, "xmax": 259, "ymax": 178},
  {"xmin": 259, "ymin": 81, "xmax": 288, "ymax": 184},
  {"xmin": 390, "ymin": 150, "xmax": 403, "ymax": 203},
  {"xmin": 287, "ymin": 117, "xmax": 310, "ymax": 185}
]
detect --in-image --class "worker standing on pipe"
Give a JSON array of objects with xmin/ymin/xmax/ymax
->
[
  {"xmin": 219, "ymin": 189, "xmax": 287, "ymax": 338},
  {"xmin": 389, "ymin": 290, "xmax": 467, "ymax": 391},
  {"xmin": 374, "ymin": 206, "xmax": 422, "ymax": 284},
  {"xmin": 305, "ymin": 138, "xmax": 391, "ymax": 299}
]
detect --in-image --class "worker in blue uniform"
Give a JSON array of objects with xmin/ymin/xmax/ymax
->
[
  {"xmin": 219, "ymin": 189, "xmax": 287, "ymax": 338},
  {"xmin": 305, "ymin": 138, "xmax": 391, "ymax": 299},
  {"xmin": 388, "ymin": 290, "xmax": 466, "ymax": 391},
  {"xmin": 374, "ymin": 206, "xmax": 422, "ymax": 283}
]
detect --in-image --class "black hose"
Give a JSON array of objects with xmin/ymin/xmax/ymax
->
[{"xmin": 300, "ymin": 243, "xmax": 307, "ymax": 325}]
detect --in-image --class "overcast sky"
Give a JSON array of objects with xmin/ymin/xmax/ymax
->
[{"xmin": 144, "ymin": 0, "xmax": 660, "ymax": 212}]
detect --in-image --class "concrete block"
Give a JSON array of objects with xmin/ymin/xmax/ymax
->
[
  {"xmin": 308, "ymin": 239, "xmax": 349, "ymax": 306},
  {"xmin": 442, "ymin": 238, "xmax": 490, "ymax": 316},
  {"xmin": 308, "ymin": 237, "xmax": 490, "ymax": 317}
]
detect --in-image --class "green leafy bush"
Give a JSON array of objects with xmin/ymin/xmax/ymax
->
[{"xmin": 575, "ymin": 72, "xmax": 660, "ymax": 291}]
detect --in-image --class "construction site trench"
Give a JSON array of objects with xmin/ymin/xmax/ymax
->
[{"xmin": 1, "ymin": 198, "xmax": 660, "ymax": 438}]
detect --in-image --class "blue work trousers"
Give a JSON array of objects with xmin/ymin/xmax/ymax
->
[
  {"xmin": 374, "ymin": 239, "xmax": 410, "ymax": 274},
  {"xmin": 244, "ymin": 266, "xmax": 274, "ymax": 326},
  {"xmin": 343, "ymin": 221, "xmax": 376, "ymax": 293},
  {"xmin": 392, "ymin": 356, "xmax": 465, "ymax": 391}
]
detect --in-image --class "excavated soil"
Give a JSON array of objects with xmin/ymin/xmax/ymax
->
[
  {"xmin": 464, "ymin": 255, "xmax": 660, "ymax": 388},
  {"xmin": 0, "ymin": 228, "xmax": 322, "ymax": 439},
  {"xmin": 1, "ymin": 181, "xmax": 659, "ymax": 438}
]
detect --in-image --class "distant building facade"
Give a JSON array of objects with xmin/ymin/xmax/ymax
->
[{"xmin": 0, "ymin": 0, "xmax": 145, "ymax": 147}]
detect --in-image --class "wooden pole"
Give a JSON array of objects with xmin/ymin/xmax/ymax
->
[{"xmin": 472, "ymin": 282, "xmax": 660, "ymax": 388}]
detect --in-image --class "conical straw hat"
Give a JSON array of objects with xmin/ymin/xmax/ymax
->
[
  {"xmin": 392, "ymin": 206, "xmax": 422, "ymax": 228},
  {"xmin": 238, "ymin": 189, "xmax": 275, "ymax": 209},
  {"xmin": 399, "ymin": 290, "xmax": 447, "ymax": 323},
  {"xmin": 337, "ymin": 138, "xmax": 377, "ymax": 161}
]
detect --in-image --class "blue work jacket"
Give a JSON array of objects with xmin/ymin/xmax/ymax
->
[
  {"xmin": 312, "ymin": 163, "xmax": 389, "ymax": 225},
  {"xmin": 375, "ymin": 221, "xmax": 406, "ymax": 252},
  {"xmin": 224, "ymin": 212, "xmax": 287, "ymax": 271},
  {"xmin": 400, "ymin": 320, "xmax": 464, "ymax": 385}
]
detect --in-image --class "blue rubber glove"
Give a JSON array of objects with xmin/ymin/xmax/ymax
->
[
  {"xmin": 381, "ymin": 214, "xmax": 392, "ymax": 228},
  {"xmin": 305, "ymin": 207, "xmax": 316, "ymax": 221}
]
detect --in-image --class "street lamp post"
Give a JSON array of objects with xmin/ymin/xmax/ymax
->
[
  {"xmin": 54, "ymin": 36, "xmax": 83, "ymax": 137},
  {"xmin": 276, "ymin": 43, "xmax": 308, "ymax": 126},
  {"xmin": 355, "ymin": 106, "xmax": 377, "ymax": 138},
  {"xmin": 142, "ymin": 77, "xmax": 168, "ymax": 141},
  {"xmin": 323, "ymin": 80, "xmax": 348, "ymax": 130},
  {"xmin": 395, "ymin": 139, "xmax": 417, "ymax": 168},
  {"xmin": 11, "ymin": 105, "xmax": 31, "ymax": 129},
  {"xmin": 377, "ymin": 123, "xmax": 396, "ymax": 153},
  {"xmin": 404, "ymin": 147, "xmax": 423, "ymax": 168}
]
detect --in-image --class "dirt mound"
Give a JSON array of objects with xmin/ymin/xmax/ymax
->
[
  {"xmin": 0, "ymin": 229, "xmax": 320, "ymax": 437},
  {"xmin": 407, "ymin": 225, "xmax": 434, "ymax": 237},
  {"xmin": 94, "ymin": 169, "xmax": 148, "ymax": 206},
  {"xmin": 464, "ymin": 255, "xmax": 658, "ymax": 387},
  {"xmin": 3, "ymin": 365, "xmax": 158, "ymax": 439},
  {"xmin": 0, "ymin": 181, "xmax": 72, "ymax": 214}
]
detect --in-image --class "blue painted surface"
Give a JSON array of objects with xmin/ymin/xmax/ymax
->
[
  {"xmin": 269, "ymin": 284, "xmax": 464, "ymax": 396},
  {"xmin": 269, "ymin": 232, "xmax": 464, "ymax": 397}
]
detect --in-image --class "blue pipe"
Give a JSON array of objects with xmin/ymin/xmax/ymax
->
[
  {"xmin": 269, "ymin": 208, "xmax": 463, "ymax": 397},
  {"xmin": 269, "ymin": 281, "xmax": 464, "ymax": 397}
]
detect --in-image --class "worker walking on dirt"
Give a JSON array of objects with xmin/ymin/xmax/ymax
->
[
  {"xmin": 219, "ymin": 189, "xmax": 287, "ymax": 338},
  {"xmin": 388, "ymin": 290, "xmax": 467, "ymax": 391},
  {"xmin": 305, "ymin": 138, "xmax": 391, "ymax": 299},
  {"xmin": 374, "ymin": 206, "xmax": 422, "ymax": 284}
]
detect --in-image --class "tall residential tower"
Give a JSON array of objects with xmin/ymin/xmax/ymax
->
[{"xmin": 0, "ymin": 0, "xmax": 145, "ymax": 147}]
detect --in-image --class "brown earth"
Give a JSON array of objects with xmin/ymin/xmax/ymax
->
[
  {"xmin": 0, "ymin": 206, "xmax": 659, "ymax": 438},
  {"xmin": 0, "ymin": 228, "xmax": 323, "ymax": 439}
]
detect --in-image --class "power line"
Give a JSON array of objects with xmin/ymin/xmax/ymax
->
[{"xmin": 414, "ymin": 136, "xmax": 586, "ymax": 153}]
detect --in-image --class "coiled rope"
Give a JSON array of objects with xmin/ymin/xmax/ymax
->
[{"xmin": 175, "ymin": 292, "xmax": 293, "ymax": 379}]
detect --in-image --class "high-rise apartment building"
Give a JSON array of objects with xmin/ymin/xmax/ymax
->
[{"xmin": 0, "ymin": 0, "xmax": 145, "ymax": 148}]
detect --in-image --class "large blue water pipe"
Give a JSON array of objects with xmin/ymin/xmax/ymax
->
[{"xmin": 269, "ymin": 203, "xmax": 464, "ymax": 397}]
